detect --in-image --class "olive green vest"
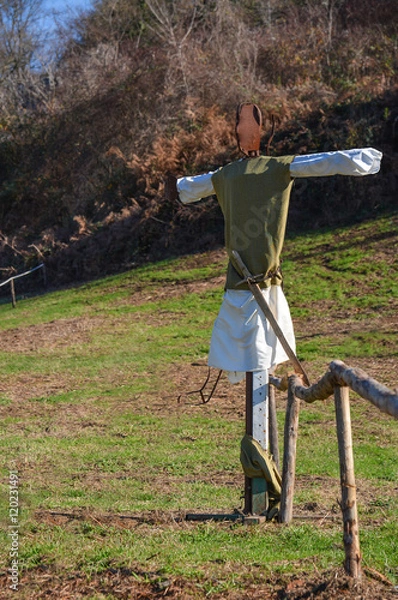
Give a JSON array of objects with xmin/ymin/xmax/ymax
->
[{"xmin": 211, "ymin": 155, "xmax": 294, "ymax": 290}]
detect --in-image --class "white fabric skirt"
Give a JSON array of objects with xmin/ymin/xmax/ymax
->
[{"xmin": 208, "ymin": 286, "xmax": 296, "ymax": 382}]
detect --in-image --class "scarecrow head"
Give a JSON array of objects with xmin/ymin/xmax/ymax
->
[{"xmin": 235, "ymin": 103, "xmax": 263, "ymax": 157}]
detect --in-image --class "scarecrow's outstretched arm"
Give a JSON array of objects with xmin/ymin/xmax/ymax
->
[
  {"xmin": 290, "ymin": 147, "xmax": 382, "ymax": 177},
  {"xmin": 164, "ymin": 171, "xmax": 216, "ymax": 204},
  {"xmin": 174, "ymin": 148, "xmax": 382, "ymax": 205},
  {"xmin": 177, "ymin": 171, "xmax": 216, "ymax": 204}
]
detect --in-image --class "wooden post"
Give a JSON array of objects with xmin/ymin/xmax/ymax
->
[
  {"xmin": 334, "ymin": 386, "xmax": 362, "ymax": 579},
  {"xmin": 269, "ymin": 382, "xmax": 280, "ymax": 471},
  {"xmin": 10, "ymin": 279, "xmax": 16, "ymax": 308},
  {"xmin": 244, "ymin": 371, "xmax": 269, "ymax": 515},
  {"xmin": 42, "ymin": 264, "xmax": 47, "ymax": 287},
  {"xmin": 279, "ymin": 380, "xmax": 300, "ymax": 523}
]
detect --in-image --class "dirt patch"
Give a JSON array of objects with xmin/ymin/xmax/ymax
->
[
  {"xmin": 1, "ymin": 317, "xmax": 100, "ymax": 353},
  {"xmin": 0, "ymin": 374, "xmax": 77, "ymax": 404},
  {"xmin": 122, "ymin": 273, "xmax": 226, "ymax": 308},
  {"xmin": 1, "ymin": 565, "xmax": 396, "ymax": 599}
]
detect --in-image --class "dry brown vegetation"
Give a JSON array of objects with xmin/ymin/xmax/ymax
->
[
  {"xmin": 1, "ymin": 563, "xmax": 397, "ymax": 599},
  {"xmin": 0, "ymin": 0, "xmax": 397, "ymax": 291}
]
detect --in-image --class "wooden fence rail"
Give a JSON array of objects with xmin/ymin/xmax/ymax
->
[
  {"xmin": 270, "ymin": 360, "xmax": 397, "ymax": 579},
  {"xmin": 270, "ymin": 360, "xmax": 398, "ymax": 419},
  {"xmin": 0, "ymin": 264, "xmax": 46, "ymax": 307}
]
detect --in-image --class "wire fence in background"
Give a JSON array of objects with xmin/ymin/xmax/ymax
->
[{"xmin": 0, "ymin": 264, "xmax": 46, "ymax": 307}]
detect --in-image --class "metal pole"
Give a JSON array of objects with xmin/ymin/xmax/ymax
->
[
  {"xmin": 244, "ymin": 373, "xmax": 253, "ymax": 514},
  {"xmin": 244, "ymin": 371, "xmax": 269, "ymax": 515}
]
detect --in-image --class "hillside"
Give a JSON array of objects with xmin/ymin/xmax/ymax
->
[{"xmin": 0, "ymin": 0, "xmax": 397, "ymax": 290}]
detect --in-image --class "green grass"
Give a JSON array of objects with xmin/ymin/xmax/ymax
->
[
  {"xmin": 0, "ymin": 212, "xmax": 397, "ymax": 595},
  {"xmin": 282, "ymin": 213, "xmax": 397, "ymax": 319}
]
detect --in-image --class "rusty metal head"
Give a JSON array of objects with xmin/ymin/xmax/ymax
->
[{"xmin": 235, "ymin": 103, "xmax": 263, "ymax": 157}]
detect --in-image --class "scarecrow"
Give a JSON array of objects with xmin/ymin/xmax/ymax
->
[{"xmin": 165, "ymin": 103, "xmax": 382, "ymax": 516}]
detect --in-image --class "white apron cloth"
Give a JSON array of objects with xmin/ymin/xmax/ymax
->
[{"xmin": 208, "ymin": 286, "xmax": 295, "ymax": 383}]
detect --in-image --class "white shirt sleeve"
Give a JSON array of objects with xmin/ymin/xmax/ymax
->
[
  {"xmin": 290, "ymin": 148, "xmax": 382, "ymax": 178},
  {"xmin": 176, "ymin": 148, "xmax": 382, "ymax": 203},
  {"xmin": 177, "ymin": 171, "xmax": 216, "ymax": 204}
]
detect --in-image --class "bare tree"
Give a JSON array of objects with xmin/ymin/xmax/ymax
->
[
  {"xmin": 145, "ymin": 0, "xmax": 200, "ymax": 97},
  {"xmin": 0, "ymin": 0, "xmax": 51, "ymax": 120}
]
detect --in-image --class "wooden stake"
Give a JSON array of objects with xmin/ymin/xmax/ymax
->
[
  {"xmin": 269, "ymin": 383, "xmax": 280, "ymax": 471},
  {"xmin": 42, "ymin": 264, "xmax": 47, "ymax": 287},
  {"xmin": 10, "ymin": 279, "xmax": 16, "ymax": 308},
  {"xmin": 279, "ymin": 380, "xmax": 300, "ymax": 523},
  {"xmin": 334, "ymin": 386, "xmax": 362, "ymax": 579}
]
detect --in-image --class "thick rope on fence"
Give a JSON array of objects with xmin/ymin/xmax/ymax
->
[{"xmin": 270, "ymin": 360, "xmax": 398, "ymax": 419}]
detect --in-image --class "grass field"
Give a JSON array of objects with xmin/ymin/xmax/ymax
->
[{"xmin": 0, "ymin": 213, "xmax": 397, "ymax": 599}]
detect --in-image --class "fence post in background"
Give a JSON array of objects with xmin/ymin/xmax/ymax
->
[
  {"xmin": 10, "ymin": 278, "xmax": 16, "ymax": 308},
  {"xmin": 334, "ymin": 385, "xmax": 362, "ymax": 579},
  {"xmin": 0, "ymin": 264, "xmax": 47, "ymax": 307},
  {"xmin": 279, "ymin": 378, "xmax": 300, "ymax": 523},
  {"xmin": 269, "ymin": 382, "xmax": 280, "ymax": 471},
  {"xmin": 42, "ymin": 264, "xmax": 47, "ymax": 287}
]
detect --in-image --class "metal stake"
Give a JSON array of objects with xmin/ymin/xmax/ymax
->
[{"xmin": 244, "ymin": 371, "xmax": 269, "ymax": 515}]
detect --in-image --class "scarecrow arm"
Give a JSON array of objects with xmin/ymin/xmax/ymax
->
[
  {"xmin": 177, "ymin": 171, "xmax": 216, "ymax": 204},
  {"xmin": 174, "ymin": 147, "xmax": 382, "ymax": 204},
  {"xmin": 290, "ymin": 148, "xmax": 382, "ymax": 178},
  {"xmin": 164, "ymin": 171, "xmax": 216, "ymax": 204}
]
